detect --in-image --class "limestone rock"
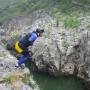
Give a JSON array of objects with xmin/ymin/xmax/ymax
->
[{"xmin": 0, "ymin": 44, "xmax": 36, "ymax": 90}]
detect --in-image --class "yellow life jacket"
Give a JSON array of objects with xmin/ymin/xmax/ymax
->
[{"xmin": 15, "ymin": 41, "xmax": 23, "ymax": 53}]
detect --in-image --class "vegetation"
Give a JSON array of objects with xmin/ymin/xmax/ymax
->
[
  {"xmin": 63, "ymin": 39, "xmax": 68, "ymax": 48},
  {"xmin": 44, "ymin": 23, "xmax": 52, "ymax": 38},
  {"xmin": 0, "ymin": 0, "xmax": 90, "ymax": 24},
  {"xmin": 78, "ymin": 0, "xmax": 90, "ymax": 4},
  {"xmin": 64, "ymin": 16, "xmax": 81, "ymax": 29},
  {"xmin": 3, "ymin": 74, "xmax": 20, "ymax": 83},
  {"xmin": 54, "ymin": 13, "xmax": 64, "ymax": 27},
  {"xmin": 22, "ymin": 74, "xmax": 30, "ymax": 85},
  {"xmin": 2, "ymin": 73, "xmax": 30, "ymax": 85},
  {"xmin": 10, "ymin": 31, "xmax": 22, "ymax": 40}
]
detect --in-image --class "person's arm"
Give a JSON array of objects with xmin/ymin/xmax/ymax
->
[
  {"xmin": 28, "ymin": 33, "xmax": 37, "ymax": 45},
  {"xmin": 28, "ymin": 33, "xmax": 37, "ymax": 56}
]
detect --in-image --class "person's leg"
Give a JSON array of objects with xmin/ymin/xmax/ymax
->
[
  {"xmin": 16, "ymin": 49, "xmax": 33, "ymax": 68},
  {"xmin": 18, "ymin": 49, "xmax": 29, "ymax": 65},
  {"xmin": 18, "ymin": 55, "xmax": 29, "ymax": 66}
]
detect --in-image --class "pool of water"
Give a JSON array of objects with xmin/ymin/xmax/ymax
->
[{"xmin": 32, "ymin": 72, "xmax": 85, "ymax": 90}]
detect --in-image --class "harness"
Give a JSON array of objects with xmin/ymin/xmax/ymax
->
[{"xmin": 15, "ymin": 32, "xmax": 37, "ymax": 53}]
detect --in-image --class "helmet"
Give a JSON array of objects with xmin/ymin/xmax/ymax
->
[{"xmin": 36, "ymin": 28, "xmax": 45, "ymax": 33}]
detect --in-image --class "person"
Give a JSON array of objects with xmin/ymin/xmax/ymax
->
[{"xmin": 15, "ymin": 28, "xmax": 45, "ymax": 68}]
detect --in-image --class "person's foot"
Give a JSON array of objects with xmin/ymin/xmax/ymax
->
[
  {"xmin": 15, "ymin": 63, "xmax": 19, "ymax": 68},
  {"xmin": 15, "ymin": 63, "xmax": 25, "ymax": 69},
  {"xmin": 20, "ymin": 64, "xmax": 25, "ymax": 69}
]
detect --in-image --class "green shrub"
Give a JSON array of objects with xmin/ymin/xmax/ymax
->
[
  {"xmin": 63, "ymin": 39, "xmax": 68, "ymax": 48},
  {"xmin": 78, "ymin": 0, "xmax": 90, "ymax": 4},
  {"xmin": 44, "ymin": 23, "xmax": 52, "ymax": 39},
  {"xmin": 54, "ymin": 13, "xmax": 64, "ymax": 27},
  {"xmin": 22, "ymin": 74, "xmax": 30, "ymax": 85},
  {"xmin": 64, "ymin": 16, "xmax": 81, "ymax": 29},
  {"xmin": 0, "ymin": 0, "xmax": 90, "ymax": 23}
]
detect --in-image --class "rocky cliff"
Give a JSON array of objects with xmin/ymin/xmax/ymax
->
[
  {"xmin": 0, "ymin": 11, "xmax": 90, "ymax": 90},
  {"xmin": 0, "ymin": 42, "xmax": 41, "ymax": 90}
]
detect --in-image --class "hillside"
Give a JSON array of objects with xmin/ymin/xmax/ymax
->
[{"xmin": 0, "ymin": 0, "xmax": 90, "ymax": 24}]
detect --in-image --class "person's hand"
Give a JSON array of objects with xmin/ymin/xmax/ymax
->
[{"xmin": 29, "ymin": 51, "xmax": 33, "ymax": 57}]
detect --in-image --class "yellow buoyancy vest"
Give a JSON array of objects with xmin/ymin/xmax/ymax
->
[{"xmin": 15, "ymin": 41, "xmax": 23, "ymax": 53}]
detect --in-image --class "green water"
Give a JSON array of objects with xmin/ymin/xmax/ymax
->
[{"xmin": 32, "ymin": 73, "xmax": 85, "ymax": 90}]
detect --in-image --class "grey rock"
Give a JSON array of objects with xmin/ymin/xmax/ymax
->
[
  {"xmin": 31, "ymin": 31, "xmax": 90, "ymax": 89},
  {"xmin": 0, "ymin": 44, "xmax": 36, "ymax": 90},
  {"xmin": 1, "ymin": 11, "xmax": 90, "ymax": 90}
]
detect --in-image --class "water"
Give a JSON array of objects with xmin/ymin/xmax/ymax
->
[
  {"xmin": 32, "ymin": 72, "xmax": 85, "ymax": 90},
  {"xmin": 26, "ymin": 63, "xmax": 85, "ymax": 90}
]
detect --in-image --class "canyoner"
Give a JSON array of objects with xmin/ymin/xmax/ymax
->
[{"xmin": 14, "ymin": 28, "xmax": 45, "ymax": 69}]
